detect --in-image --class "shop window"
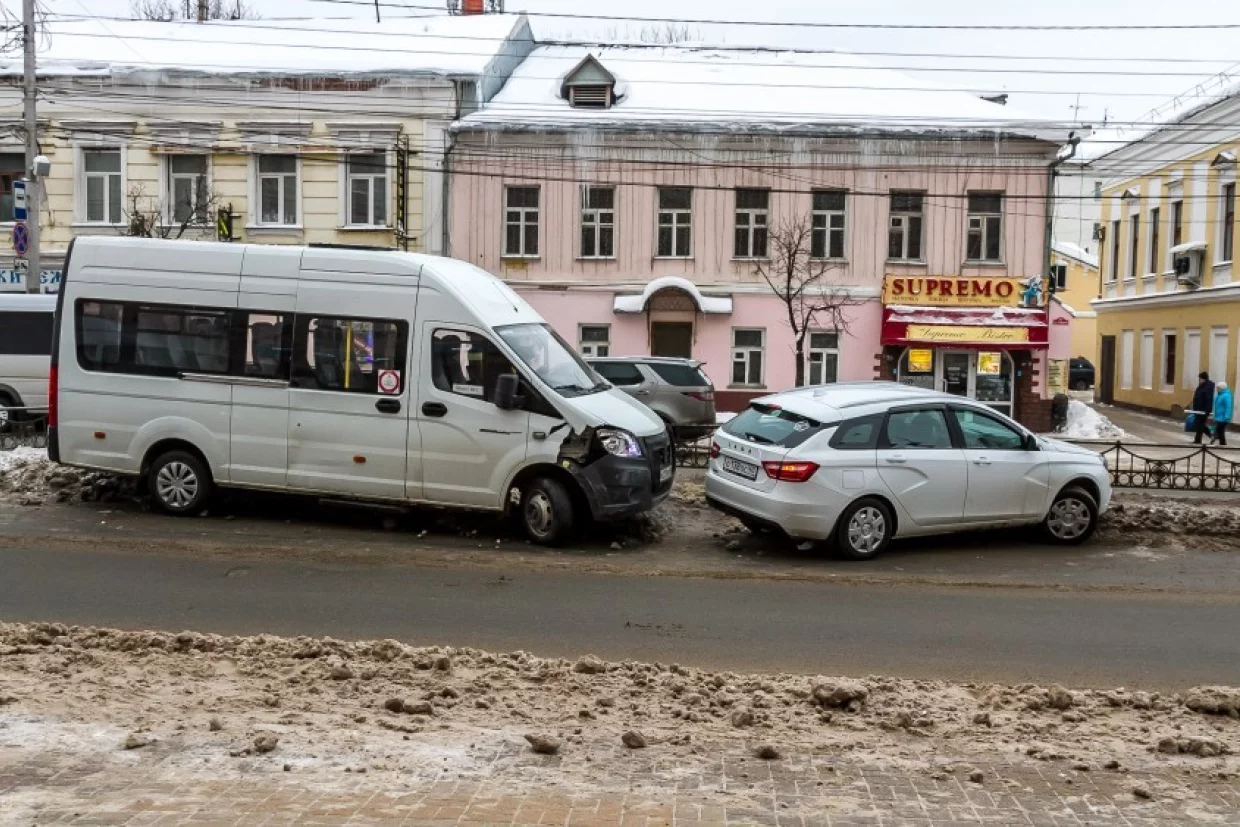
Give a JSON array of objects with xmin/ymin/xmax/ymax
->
[
  {"xmin": 734, "ymin": 188, "xmax": 769, "ymax": 259},
  {"xmin": 974, "ymin": 351, "xmax": 1013, "ymax": 413},
  {"xmin": 966, "ymin": 192, "xmax": 1003, "ymax": 262},
  {"xmin": 294, "ymin": 316, "xmax": 406, "ymax": 394},
  {"xmin": 579, "ymin": 324, "xmax": 610, "ymax": 357},
  {"xmin": 431, "ymin": 329, "xmax": 517, "ymax": 402},
  {"xmin": 731, "ymin": 328, "xmax": 764, "ymax": 386},
  {"xmin": 806, "ymin": 330, "xmax": 839, "ymax": 385},
  {"xmin": 504, "ymin": 186, "xmax": 540, "ymax": 257},
  {"xmin": 811, "ymin": 190, "xmax": 846, "ymax": 259},
  {"xmin": 656, "ymin": 187, "xmax": 692, "ymax": 257},
  {"xmin": 897, "ymin": 347, "xmax": 936, "ymax": 390},
  {"xmin": 951, "ymin": 408, "xmax": 1024, "ymax": 451},
  {"xmin": 882, "ymin": 408, "xmax": 952, "ymax": 450},
  {"xmin": 580, "ymin": 186, "xmax": 615, "ymax": 258}
]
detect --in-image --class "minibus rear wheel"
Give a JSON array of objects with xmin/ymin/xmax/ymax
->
[
  {"xmin": 148, "ymin": 450, "xmax": 212, "ymax": 516},
  {"xmin": 520, "ymin": 477, "xmax": 575, "ymax": 546}
]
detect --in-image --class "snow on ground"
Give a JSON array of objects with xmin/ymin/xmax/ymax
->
[
  {"xmin": 715, "ymin": 411, "xmax": 736, "ymax": 424},
  {"xmin": 0, "ymin": 445, "xmax": 45, "ymax": 472},
  {"xmin": 1059, "ymin": 400, "xmax": 1126, "ymax": 440}
]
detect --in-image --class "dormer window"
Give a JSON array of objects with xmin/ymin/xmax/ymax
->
[{"xmin": 561, "ymin": 54, "xmax": 618, "ymax": 110}]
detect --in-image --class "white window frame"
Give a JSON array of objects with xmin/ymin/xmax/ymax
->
[
  {"xmin": 731, "ymin": 327, "xmax": 765, "ymax": 387},
  {"xmin": 1139, "ymin": 329, "xmax": 1155, "ymax": 390},
  {"xmin": 1147, "ymin": 205, "xmax": 1161, "ymax": 276},
  {"xmin": 888, "ymin": 191, "xmax": 924, "ymax": 262},
  {"xmin": 1161, "ymin": 330, "xmax": 1177, "ymax": 392},
  {"xmin": 1127, "ymin": 213, "xmax": 1140, "ymax": 281},
  {"xmin": 733, "ymin": 188, "xmax": 770, "ymax": 260},
  {"xmin": 1219, "ymin": 180, "xmax": 1236, "ymax": 264},
  {"xmin": 810, "ymin": 190, "xmax": 847, "ymax": 260},
  {"xmin": 806, "ymin": 329, "xmax": 840, "ymax": 385},
  {"xmin": 1107, "ymin": 219, "xmax": 1121, "ymax": 283},
  {"xmin": 76, "ymin": 144, "xmax": 127, "ymax": 226},
  {"xmin": 579, "ymin": 185, "xmax": 615, "ymax": 259},
  {"xmin": 251, "ymin": 153, "xmax": 301, "ymax": 229},
  {"xmin": 578, "ymin": 324, "xmax": 610, "ymax": 358},
  {"xmin": 1183, "ymin": 328, "xmax": 1202, "ymax": 390},
  {"xmin": 503, "ymin": 185, "xmax": 540, "ymax": 258},
  {"xmin": 164, "ymin": 153, "xmax": 210, "ymax": 227},
  {"xmin": 1120, "ymin": 329, "xmax": 1135, "ymax": 390},
  {"xmin": 340, "ymin": 148, "xmax": 390, "ymax": 229},
  {"xmin": 1210, "ymin": 326, "xmax": 1230, "ymax": 386},
  {"xmin": 965, "ymin": 191, "xmax": 1004, "ymax": 263},
  {"xmin": 655, "ymin": 187, "xmax": 692, "ymax": 258}
]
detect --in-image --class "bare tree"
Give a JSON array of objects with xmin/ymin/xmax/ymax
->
[
  {"xmin": 130, "ymin": 0, "xmax": 257, "ymax": 21},
  {"xmin": 597, "ymin": 23, "xmax": 701, "ymax": 44},
  {"xmin": 753, "ymin": 217, "xmax": 866, "ymax": 387},
  {"xmin": 121, "ymin": 184, "xmax": 218, "ymax": 240}
]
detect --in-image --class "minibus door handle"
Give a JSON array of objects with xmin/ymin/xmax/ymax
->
[
  {"xmin": 421, "ymin": 401, "xmax": 448, "ymax": 417},
  {"xmin": 375, "ymin": 398, "xmax": 402, "ymax": 414}
]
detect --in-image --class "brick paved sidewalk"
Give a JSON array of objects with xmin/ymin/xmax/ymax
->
[{"xmin": 5, "ymin": 735, "xmax": 1234, "ymax": 825}]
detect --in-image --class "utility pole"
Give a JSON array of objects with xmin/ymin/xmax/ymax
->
[
  {"xmin": 22, "ymin": 0, "xmax": 39, "ymax": 294},
  {"xmin": 197, "ymin": 0, "xmax": 208, "ymax": 22}
]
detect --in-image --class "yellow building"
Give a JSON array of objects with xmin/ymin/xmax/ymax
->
[
  {"xmin": 1051, "ymin": 240, "xmax": 1100, "ymax": 371},
  {"xmin": 1091, "ymin": 87, "xmax": 1240, "ymax": 414},
  {"xmin": 0, "ymin": 13, "xmax": 533, "ymax": 292}
]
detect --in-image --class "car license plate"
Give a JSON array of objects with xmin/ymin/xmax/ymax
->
[
  {"xmin": 722, "ymin": 456, "xmax": 759, "ymax": 481},
  {"xmin": 659, "ymin": 464, "xmax": 673, "ymax": 483}
]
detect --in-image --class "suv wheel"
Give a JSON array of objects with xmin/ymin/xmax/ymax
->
[
  {"xmin": 835, "ymin": 497, "xmax": 894, "ymax": 560},
  {"xmin": 520, "ymin": 477, "xmax": 575, "ymax": 546},
  {"xmin": 149, "ymin": 450, "xmax": 212, "ymax": 516},
  {"xmin": 1041, "ymin": 486, "xmax": 1098, "ymax": 545}
]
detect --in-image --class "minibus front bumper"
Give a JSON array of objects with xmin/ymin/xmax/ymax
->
[{"xmin": 574, "ymin": 432, "xmax": 674, "ymax": 521}]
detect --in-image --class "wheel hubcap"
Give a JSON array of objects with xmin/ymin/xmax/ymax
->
[
  {"xmin": 525, "ymin": 491, "xmax": 554, "ymax": 538},
  {"xmin": 0, "ymin": 407, "xmax": 9, "ymax": 425},
  {"xmin": 847, "ymin": 506, "xmax": 886, "ymax": 555},
  {"xmin": 1047, "ymin": 497, "xmax": 1091, "ymax": 539},
  {"xmin": 155, "ymin": 462, "xmax": 199, "ymax": 509}
]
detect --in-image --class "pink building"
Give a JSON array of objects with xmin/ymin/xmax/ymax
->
[{"xmin": 448, "ymin": 46, "xmax": 1070, "ymax": 426}]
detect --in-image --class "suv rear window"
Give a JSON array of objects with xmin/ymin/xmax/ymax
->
[
  {"xmin": 722, "ymin": 404, "xmax": 826, "ymax": 449},
  {"xmin": 592, "ymin": 361, "xmax": 644, "ymax": 386},
  {"xmin": 647, "ymin": 362, "xmax": 710, "ymax": 387}
]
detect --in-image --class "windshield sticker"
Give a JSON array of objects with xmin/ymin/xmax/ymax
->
[
  {"xmin": 377, "ymin": 370, "xmax": 401, "ymax": 395},
  {"xmin": 793, "ymin": 421, "xmax": 810, "ymax": 432},
  {"xmin": 453, "ymin": 383, "xmax": 484, "ymax": 397}
]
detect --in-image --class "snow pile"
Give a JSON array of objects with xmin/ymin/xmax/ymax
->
[
  {"xmin": 1059, "ymin": 400, "xmax": 1125, "ymax": 440},
  {"xmin": 0, "ymin": 448, "xmax": 128, "ymax": 505},
  {"xmin": 0, "ymin": 445, "xmax": 45, "ymax": 472}
]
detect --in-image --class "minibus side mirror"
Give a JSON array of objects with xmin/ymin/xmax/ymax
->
[{"xmin": 494, "ymin": 374, "xmax": 521, "ymax": 410}]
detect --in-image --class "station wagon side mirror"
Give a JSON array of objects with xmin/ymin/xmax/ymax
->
[
  {"xmin": 1023, "ymin": 433, "xmax": 1039, "ymax": 451},
  {"xmin": 494, "ymin": 374, "xmax": 521, "ymax": 411}
]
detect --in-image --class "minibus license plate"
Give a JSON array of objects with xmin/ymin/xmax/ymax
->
[{"xmin": 722, "ymin": 456, "xmax": 759, "ymax": 480}]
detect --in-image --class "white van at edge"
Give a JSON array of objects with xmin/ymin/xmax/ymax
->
[
  {"xmin": 0, "ymin": 292, "xmax": 57, "ymax": 431},
  {"xmin": 49, "ymin": 237, "xmax": 673, "ymax": 544}
]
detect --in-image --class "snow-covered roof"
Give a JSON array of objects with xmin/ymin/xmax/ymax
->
[
  {"xmin": 885, "ymin": 305, "xmax": 1047, "ymax": 328},
  {"xmin": 613, "ymin": 276, "xmax": 733, "ymax": 315},
  {"xmin": 1052, "ymin": 241, "xmax": 1099, "ymax": 269},
  {"xmin": 457, "ymin": 44, "xmax": 1071, "ymax": 141},
  {"xmin": 7, "ymin": 15, "xmax": 527, "ymax": 78}
]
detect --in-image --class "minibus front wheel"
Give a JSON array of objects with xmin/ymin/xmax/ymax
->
[
  {"xmin": 148, "ymin": 449, "xmax": 213, "ymax": 517},
  {"xmin": 520, "ymin": 476, "xmax": 575, "ymax": 546}
]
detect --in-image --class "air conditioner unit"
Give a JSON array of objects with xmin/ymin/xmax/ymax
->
[{"xmin": 1172, "ymin": 245, "xmax": 1205, "ymax": 288}]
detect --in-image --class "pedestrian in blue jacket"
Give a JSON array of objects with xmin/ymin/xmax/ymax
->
[{"xmin": 1212, "ymin": 381, "xmax": 1233, "ymax": 446}]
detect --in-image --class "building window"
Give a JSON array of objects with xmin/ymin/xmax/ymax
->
[
  {"xmin": 83, "ymin": 148, "xmax": 123, "ymax": 224},
  {"xmin": 1171, "ymin": 199, "xmax": 1184, "ymax": 253},
  {"xmin": 1184, "ymin": 328, "xmax": 1201, "ymax": 390},
  {"xmin": 1051, "ymin": 262, "xmax": 1068, "ymax": 292},
  {"xmin": 734, "ymin": 188, "xmax": 769, "ymax": 259},
  {"xmin": 731, "ymin": 328, "xmax": 764, "ymax": 386},
  {"xmin": 966, "ymin": 191, "xmax": 1003, "ymax": 262},
  {"xmin": 345, "ymin": 151, "xmax": 387, "ymax": 227},
  {"xmin": 1221, "ymin": 182, "xmax": 1236, "ymax": 262},
  {"xmin": 806, "ymin": 330, "xmax": 839, "ymax": 385},
  {"xmin": 579, "ymin": 324, "xmax": 610, "ymax": 357},
  {"xmin": 167, "ymin": 154, "xmax": 209, "ymax": 225},
  {"xmin": 257, "ymin": 154, "xmax": 298, "ymax": 226},
  {"xmin": 1120, "ymin": 329, "xmax": 1134, "ymax": 390},
  {"xmin": 810, "ymin": 190, "xmax": 846, "ymax": 260},
  {"xmin": 1108, "ymin": 219, "xmax": 1121, "ymax": 283},
  {"xmin": 1128, "ymin": 214, "xmax": 1140, "ymax": 280},
  {"xmin": 1139, "ymin": 330, "xmax": 1154, "ymax": 390},
  {"xmin": 1148, "ymin": 206, "xmax": 1160, "ymax": 275},
  {"xmin": 0, "ymin": 152, "xmax": 25, "ymax": 222},
  {"xmin": 580, "ymin": 186, "xmax": 614, "ymax": 259},
  {"xmin": 888, "ymin": 191, "xmax": 924, "ymax": 261},
  {"xmin": 504, "ymin": 186, "xmax": 539, "ymax": 257},
  {"xmin": 656, "ymin": 187, "xmax": 692, "ymax": 257},
  {"xmin": 1163, "ymin": 332, "xmax": 1177, "ymax": 390}
]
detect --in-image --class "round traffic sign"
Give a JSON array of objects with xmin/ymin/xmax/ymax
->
[
  {"xmin": 11, "ymin": 222, "xmax": 28, "ymax": 257},
  {"xmin": 377, "ymin": 369, "xmax": 401, "ymax": 395}
]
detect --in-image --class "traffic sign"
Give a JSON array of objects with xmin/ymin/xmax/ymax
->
[
  {"xmin": 12, "ymin": 180, "xmax": 26, "ymax": 222},
  {"xmin": 12, "ymin": 221, "xmax": 28, "ymax": 257},
  {"xmin": 13, "ymin": 258, "xmax": 28, "ymax": 274}
]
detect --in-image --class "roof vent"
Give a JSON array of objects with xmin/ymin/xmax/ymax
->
[{"xmin": 569, "ymin": 85, "xmax": 613, "ymax": 109}]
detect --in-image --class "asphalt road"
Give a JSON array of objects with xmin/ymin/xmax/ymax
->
[{"xmin": 3, "ymin": 545, "xmax": 1238, "ymax": 691}]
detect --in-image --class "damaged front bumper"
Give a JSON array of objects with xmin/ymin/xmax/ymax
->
[{"xmin": 561, "ymin": 430, "xmax": 675, "ymax": 522}]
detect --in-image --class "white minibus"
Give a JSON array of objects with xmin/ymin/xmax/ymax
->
[
  {"xmin": 0, "ymin": 292, "xmax": 57, "ymax": 431},
  {"xmin": 49, "ymin": 237, "xmax": 673, "ymax": 544}
]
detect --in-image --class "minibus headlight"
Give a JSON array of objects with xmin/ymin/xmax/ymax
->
[{"xmin": 597, "ymin": 427, "xmax": 643, "ymax": 458}]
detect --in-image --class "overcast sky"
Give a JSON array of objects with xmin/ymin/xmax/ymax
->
[{"xmin": 27, "ymin": 0, "xmax": 1240, "ymax": 125}]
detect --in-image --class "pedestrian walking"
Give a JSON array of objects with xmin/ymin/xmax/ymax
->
[
  {"xmin": 1191, "ymin": 372, "xmax": 1216, "ymax": 444},
  {"xmin": 1211, "ymin": 381, "xmax": 1233, "ymax": 446}
]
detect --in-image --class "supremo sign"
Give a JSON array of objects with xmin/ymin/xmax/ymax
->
[{"xmin": 881, "ymin": 275, "xmax": 1024, "ymax": 307}]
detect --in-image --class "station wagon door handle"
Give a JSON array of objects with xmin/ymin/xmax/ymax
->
[
  {"xmin": 421, "ymin": 401, "xmax": 448, "ymax": 418},
  {"xmin": 972, "ymin": 457, "xmax": 992, "ymax": 466},
  {"xmin": 884, "ymin": 455, "xmax": 908, "ymax": 464},
  {"xmin": 635, "ymin": 389, "xmax": 651, "ymax": 396},
  {"xmin": 375, "ymin": 398, "xmax": 402, "ymax": 414}
]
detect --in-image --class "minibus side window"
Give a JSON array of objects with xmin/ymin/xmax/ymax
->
[
  {"xmin": 240, "ymin": 313, "xmax": 292, "ymax": 380},
  {"xmin": 75, "ymin": 300, "xmax": 124, "ymax": 371},
  {"xmin": 0, "ymin": 310, "xmax": 54, "ymax": 356},
  {"xmin": 293, "ymin": 315, "xmax": 408, "ymax": 394},
  {"xmin": 431, "ymin": 329, "xmax": 518, "ymax": 403},
  {"xmin": 133, "ymin": 306, "xmax": 231, "ymax": 375}
]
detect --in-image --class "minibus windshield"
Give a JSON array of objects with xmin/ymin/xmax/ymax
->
[{"xmin": 496, "ymin": 323, "xmax": 607, "ymax": 397}]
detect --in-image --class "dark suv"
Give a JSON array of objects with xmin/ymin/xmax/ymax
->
[
  {"xmin": 588, "ymin": 357, "xmax": 717, "ymax": 441},
  {"xmin": 1069, "ymin": 357, "xmax": 1095, "ymax": 391}
]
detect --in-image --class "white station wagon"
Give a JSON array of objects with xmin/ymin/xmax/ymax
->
[{"xmin": 705, "ymin": 383, "xmax": 1111, "ymax": 559}]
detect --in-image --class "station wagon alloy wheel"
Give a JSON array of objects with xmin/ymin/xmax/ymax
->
[
  {"xmin": 1046, "ymin": 496, "xmax": 1091, "ymax": 540},
  {"xmin": 847, "ymin": 506, "xmax": 887, "ymax": 555},
  {"xmin": 834, "ymin": 498, "xmax": 895, "ymax": 560}
]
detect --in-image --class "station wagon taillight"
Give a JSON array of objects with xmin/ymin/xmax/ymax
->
[
  {"xmin": 762, "ymin": 461, "xmax": 819, "ymax": 483},
  {"xmin": 683, "ymin": 390, "xmax": 714, "ymax": 402},
  {"xmin": 709, "ymin": 441, "xmax": 721, "ymax": 458}
]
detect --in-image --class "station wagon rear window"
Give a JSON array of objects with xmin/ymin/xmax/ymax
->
[{"xmin": 721, "ymin": 404, "xmax": 825, "ymax": 449}]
